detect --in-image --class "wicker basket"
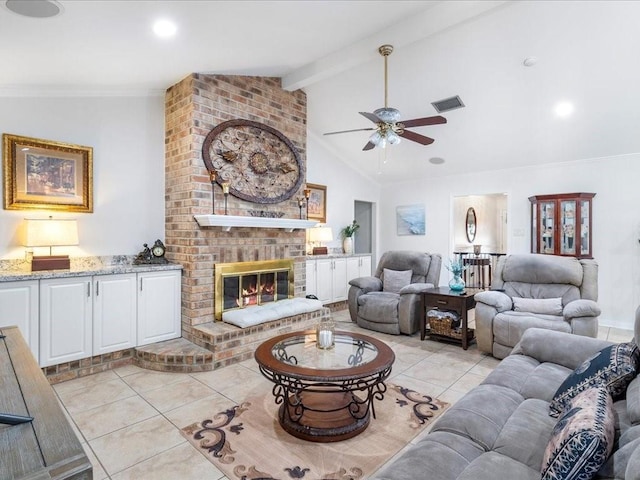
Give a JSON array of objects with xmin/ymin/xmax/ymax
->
[{"xmin": 427, "ymin": 310, "xmax": 474, "ymax": 341}]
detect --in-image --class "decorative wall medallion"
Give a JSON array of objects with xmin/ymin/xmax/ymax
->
[{"xmin": 202, "ymin": 119, "xmax": 303, "ymax": 204}]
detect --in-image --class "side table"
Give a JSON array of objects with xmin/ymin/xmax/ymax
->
[{"xmin": 421, "ymin": 287, "xmax": 482, "ymax": 350}]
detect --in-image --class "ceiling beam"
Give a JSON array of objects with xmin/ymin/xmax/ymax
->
[{"xmin": 282, "ymin": 0, "xmax": 510, "ymax": 91}]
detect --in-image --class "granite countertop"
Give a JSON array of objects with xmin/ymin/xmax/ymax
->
[
  {"xmin": 0, "ymin": 255, "xmax": 182, "ymax": 282},
  {"xmin": 305, "ymin": 253, "xmax": 372, "ymax": 259}
]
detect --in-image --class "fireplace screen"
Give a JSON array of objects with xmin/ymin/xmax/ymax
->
[{"xmin": 214, "ymin": 259, "xmax": 294, "ymax": 320}]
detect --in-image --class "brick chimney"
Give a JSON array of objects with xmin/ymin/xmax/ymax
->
[{"xmin": 164, "ymin": 74, "xmax": 308, "ymax": 341}]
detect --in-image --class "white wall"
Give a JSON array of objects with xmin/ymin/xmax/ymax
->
[
  {"xmin": 379, "ymin": 155, "xmax": 640, "ymax": 330},
  {"xmin": 0, "ymin": 95, "xmax": 166, "ymax": 259},
  {"xmin": 306, "ymin": 132, "xmax": 382, "ymax": 256}
]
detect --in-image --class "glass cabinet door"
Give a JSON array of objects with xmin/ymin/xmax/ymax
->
[
  {"xmin": 560, "ymin": 200, "xmax": 576, "ymax": 255},
  {"xmin": 580, "ymin": 200, "xmax": 590, "ymax": 256},
  {"xmin": 540, "ymin": 201, "xmax": 555, "ymax": 254}
]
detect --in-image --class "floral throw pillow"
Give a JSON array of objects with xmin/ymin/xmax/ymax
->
[
  {"xmin": 549, "ymin": 341, "xmax": 639, "ymax": 417},
  {"xmin": 542, "ymin": 386, "xmax": 615, "ymax": 480}
]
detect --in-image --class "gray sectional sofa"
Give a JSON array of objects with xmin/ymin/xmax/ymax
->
[{"xmin": 373, "ymin": 312, "xmax": 640, "ymax": 479}]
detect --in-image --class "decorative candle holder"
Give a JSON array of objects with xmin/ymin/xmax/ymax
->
[
  {"xmin": 304, "ymin": 188, "xmax": 311, "ymax": 220},
  {"xmin": 209, "ymin": 171, "xmax": 216, "ymax": 215},
  {"xmin": 297, "ymin": 196, "xmax": 305, "ymax": 220},
  {"xmin": 316, "ymin": 314, "xmax": 335, "ymax": 350},
  {"xmin": 222, "ymin": 182, "xmax": 230, "ymax": 215}
]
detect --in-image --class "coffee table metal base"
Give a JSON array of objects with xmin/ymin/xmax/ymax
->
[{"xmin": 279, "ymin": 390, "xmax": 370, "ymax": 442}]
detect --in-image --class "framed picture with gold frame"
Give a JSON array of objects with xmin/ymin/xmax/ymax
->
[
  {"xmin": 306, "ymin": 183, "xmax": 326, "ymax": 223},
  {"xmin": 3, "ymin": 134, "xmax": 93, "ymax": 212}
]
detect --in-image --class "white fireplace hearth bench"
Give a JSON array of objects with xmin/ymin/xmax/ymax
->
[{"xmin": 222, "ymin": 297, "xmax": 324, "ymax": 328}]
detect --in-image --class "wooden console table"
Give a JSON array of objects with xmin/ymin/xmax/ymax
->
[
  {"xmin": 0, "ymin": 326, "xmax": 92, "ymax": 480},
  {"xmin": 421, "ymin": 287, "xmax": 482, "ymax": 350}
]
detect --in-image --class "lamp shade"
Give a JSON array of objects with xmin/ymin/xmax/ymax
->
[
  {"xmin": 308, "ymin": 226, "xmax": 333, "ymax": 243},
  {"xmin": 24, "ymin": 218, "xmax": 79, "ymax": 247}
]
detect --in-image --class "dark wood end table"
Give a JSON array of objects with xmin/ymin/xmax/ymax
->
[{"xmin": 421, "ymin": 287, "xmax": 483, "ymax": 350}]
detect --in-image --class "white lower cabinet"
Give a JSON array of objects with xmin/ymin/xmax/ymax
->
[
  {"xmin": 4, "ymin": 268, "xmax": 182, "ymax": 367},
  {"xmin": 346, "ymin": 255, "xmax": 373, "ymax": 286},
  {"xmin": 40, "ymin": 277, "xmax": 93, "ymax": 367},
  {"xmin": 93, "ymin": 273, "xmax": 137, "ymax": 355},
  {"xmin": 306, "ymin": 257, "xmax": 348, "ymax": 304},
  {"xmin": 0, "ymin": 280, "xmax": 39, "ymax": 362},
  {"xmin": 137, "ymin": 270, "xmax": 181, "ymax": 346}
]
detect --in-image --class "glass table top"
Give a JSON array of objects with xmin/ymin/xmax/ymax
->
[{"xmin": 271, "ymin": 333, "xmax": 379, "ymax": 370}]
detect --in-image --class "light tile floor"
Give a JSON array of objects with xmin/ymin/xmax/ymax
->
[{"xmin": 53, "ymin": 310, "xmax": 635, "ymax": 480}]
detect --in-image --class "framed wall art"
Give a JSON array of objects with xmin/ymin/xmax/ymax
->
[
  {"xmin": 3, "ymin": 134, "xmax": 93, "ymax": 212},
  {"xmin": 306, "ymin": 183, "xmax": 327, "ymax": 223},
  {"xmin": 396, "ymin": 204, "xmax": 425, "ymax": 236}
]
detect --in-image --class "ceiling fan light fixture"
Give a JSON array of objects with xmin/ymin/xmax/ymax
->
[
  {"xmin": 387, "ymin": 131, "xmax": 401, "ymax": 145},
  {"xmin": 369, "ymin": 131, "xmax": 383, "ymax": 146}
]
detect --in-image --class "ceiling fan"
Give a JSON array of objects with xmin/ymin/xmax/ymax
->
[{"xmin": 324, "ymin": 44, "xmax": 447, "ymax": 151}]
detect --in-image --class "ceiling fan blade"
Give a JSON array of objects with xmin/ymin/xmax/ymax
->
[
  {"xmin": 399, "ymin": 129, "xmax": 435, "ymax": 145},
  {"xmin": 401, "ymin": 115, "xmax": 447, "ymax": 128},
  {"xmin": 324, "ymin": 127, "xmax": 375, "ymax": 136},
  {"xmin": 362, "ymin": 141, "xmax": 376, "ymax": 151},
  {"xmin": 359, "ymin": 111, "xmax": 381, "ymax": 124}
]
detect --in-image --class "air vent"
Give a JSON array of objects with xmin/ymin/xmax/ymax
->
[{"xmin": 431, "ymin": 95, "xmax": 465, "ymax": 113}]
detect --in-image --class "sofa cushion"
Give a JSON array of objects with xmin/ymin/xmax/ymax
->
[
  {"xmin": 541, "ymin": 386, "xmax": 615, "ymax": 480},
  {"xmin": 549, "ymin": 342, "xmax": 640, "ymax": 417},
  {"xmin": 357, "ymin": 292, "xmax": 400, "ymax": 323},
  {"xmin": 431, "ymin": 384, "xmax": 523, "ymax": 451},
  {"xmin": 458, "ymin": 452, "xmax": 540, "ymax": 480},
  {"xmin": 382, "ymin": 268, "xmax": 412, "ymax": 294},
  {"xmin": 513, "ymin": 297, "xmax": 563, "ymax": 315},
  {"xmin": 483, "ymin": 354, "xmax": 573, "ymax": 402},
  {"xmin": 626, "ymin": 375, "xmax": 640, "ymax": 425},
  {"xmin": 597, "ymin": 436, "xmax": 640, "ymax": 478},
  {"xmin": 494, "ymin": 312, "xmax": 570, "ymax": 349},
  {"xmin": 493, "ymin": 398, "xmax": 557, "ymax": 470},
  {"xmin": 372, "ymin": 431, "xmax": 484, "ymax": 480}
]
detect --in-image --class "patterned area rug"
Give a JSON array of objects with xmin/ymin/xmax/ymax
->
[{"xmin": 181, "ymin": 384, "xmax": 449, "ymax": 480}]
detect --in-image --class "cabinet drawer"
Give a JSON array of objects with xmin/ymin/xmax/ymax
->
[{"xmin": 425, "ymin": 295, "xmax": 459, "ymax": 310}]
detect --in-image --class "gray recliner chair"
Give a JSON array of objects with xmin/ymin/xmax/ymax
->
[
  {"xmin": 348, "ymin": 251, "xmax": 442, "ymax": 335},
  {"xmin": 474, "ymin": 253, "xmax": 601, "ymax": 359}
]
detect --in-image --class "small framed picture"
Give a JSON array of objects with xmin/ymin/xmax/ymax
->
[
  {"xmin": 3, "ymin": 134, "xmax": 93, "ymax": 212},
  {"xmin": 396, "ymin": 204, "xmax": 425, "ymax": 236},
  {"xmin": 306, "ymin": 183, "xmax": 326, "ymax": 223}
]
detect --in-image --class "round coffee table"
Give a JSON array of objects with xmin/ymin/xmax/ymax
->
[{"xmin": 254, "ymin": 330, "xmax": 395, "ymax": 442}]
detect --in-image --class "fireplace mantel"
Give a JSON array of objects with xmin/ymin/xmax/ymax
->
[{"xmin": 193, "ymin": 215, "xmax": 318, "ymax": 232}]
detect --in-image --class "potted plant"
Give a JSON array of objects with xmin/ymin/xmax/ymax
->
[{"xmin": 340, "ymin": 220, "xmax": 360, "ymax": 254}]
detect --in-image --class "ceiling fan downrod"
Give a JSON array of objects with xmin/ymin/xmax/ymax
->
[{"xmin": 379, "ymin": 44, "xmax": 393, "ymax": 109}]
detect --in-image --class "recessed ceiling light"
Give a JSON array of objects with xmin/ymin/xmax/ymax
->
[
  {"xmin": 523, "ymin": 56, "xmax": 538, "ymax": 67},
  {"xmin": 429, "ymin": 157, "xmax": 445, "ymax": 165},
  {"xmin": 554, "ymin": 101, "xmax": 574, "ymax": 117},
  {"xmin": 153, "ymin": 19, "xmax": 177, "ymax": 38},
  {"xmin": 5, "ymin": 0, "xmax": 63, "ymax": 18}
]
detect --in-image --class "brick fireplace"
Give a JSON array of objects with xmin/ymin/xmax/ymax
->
[{"xmin": 164, "ymin": 74, "xmax": 310, "ymax": 348}]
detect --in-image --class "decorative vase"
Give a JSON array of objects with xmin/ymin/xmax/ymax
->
[
  {"xmin": 342, "ymin": 236, "xmax": 354, "ymax": 254},
  {"xmin": 449, "ymin": 274, "xmax": 465, "ymax": 292}
]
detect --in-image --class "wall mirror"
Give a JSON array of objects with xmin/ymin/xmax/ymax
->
[{"xmin": 465, "ymin": 207, "xmax": 477, "ymax": 243}]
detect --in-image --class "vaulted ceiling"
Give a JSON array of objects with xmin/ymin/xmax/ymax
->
[{"xmin": 2, "ymin": 0, "xmax": 638, "ymax": 183}]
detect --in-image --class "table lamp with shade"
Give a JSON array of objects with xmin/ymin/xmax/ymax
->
[
  {"xmin": 24, "ymin": 217, "xmax": 79, "ymax": 271},
  {"xmin": 308, "ymin": 226, "xmax": 333, "ymax": 255}
]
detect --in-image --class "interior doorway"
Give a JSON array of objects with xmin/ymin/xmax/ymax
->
[
  {"xmin": 354, "ymin": 200, "xmax": 374, "ymax": 255},
  {"xmin": 452, "ymin": 193, "xmax": 508, "ymax": 254}
]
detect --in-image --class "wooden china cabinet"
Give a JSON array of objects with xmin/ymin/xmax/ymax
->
[{"xmin": 529, "ymin": 193, "xmax": 595, "ymax": 259}]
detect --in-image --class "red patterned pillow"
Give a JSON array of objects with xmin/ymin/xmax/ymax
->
[{"xmin": 541, "ymin": 386, "xmax": 615, "ymax": 480}]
